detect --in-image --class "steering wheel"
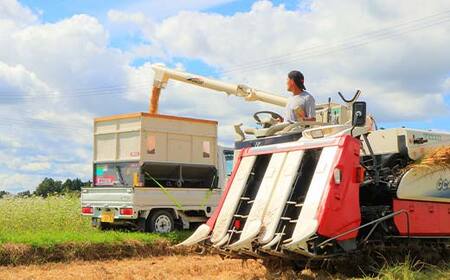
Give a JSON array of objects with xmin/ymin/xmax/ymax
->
[{"xmin": 253, "ymin": 111, "xmax": 283, "ymax": 128}]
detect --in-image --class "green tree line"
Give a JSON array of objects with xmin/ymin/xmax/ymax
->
[{"xmin": 0, "ymin": 178, "xmax": 91, "ymax": 198}]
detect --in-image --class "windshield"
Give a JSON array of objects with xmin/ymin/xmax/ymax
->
[
  {"xmin": 94, "ymin": 162, "xmax": 139, "ymax": 187},
  {"xmin": 223, "ymin": 150, "xmax": 234, "ymax": 177}
]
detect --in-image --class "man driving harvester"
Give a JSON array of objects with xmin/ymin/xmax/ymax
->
[{"xmin": 283, "ymin": 70, "xmax": 316, "ymax": 123}]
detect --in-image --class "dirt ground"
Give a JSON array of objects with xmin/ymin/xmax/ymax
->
[{"xmin": 0, "ymin": 255, "xmax": 267, "ymax": 280}]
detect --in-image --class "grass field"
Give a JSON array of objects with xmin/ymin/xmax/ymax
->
[
  {"xmin": 0, "ymin": 194, "xmax": 189, "ymax": 246},
  {"xmin": 0, "ymin": 195, "xmax": 448, "ymax": 279},
  {"xmin": 374, "ymin": 261, "xmax": 450, "ymax": 280}
]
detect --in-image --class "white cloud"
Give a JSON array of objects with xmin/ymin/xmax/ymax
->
[
  {"xmin": 22, "ymin": 162, "xmax": 51, "ymax": 172},
  {"xmin": 116, "ymin": 0, "xmax": 238, "ymax": 20},
  {"xmin": 121, "ymin": 0, "xmax": 450, "ymax": 122},
  {"xmin": 0, "ymin": 61, "xmax": 56, "ymax": 101},
  {"xmin": 0, "ymin": 3, "xmax": 130, "ymax": 191},
  {"xmin": 107, "ymin": 10, "xmax": 156, "ymax": 45},
  {"xmin": 0, "ymin": 174, "xmax": 42, "ymax": 193},
  {"xmin": 443, "ymin": 77, "xmax": 450, "ymax": 91},
  {"xmin": 6, "ymin": 15, "xmax": 128, "ymax": 91},
  {"xmin": 0, "ymin": 0, "xmax": 38, "ymax": 26},
  {"xmin": 108, "ymin": 10, "xmax": 147, "ymax": 26}
]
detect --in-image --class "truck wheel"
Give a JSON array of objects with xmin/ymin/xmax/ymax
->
[{"xmin": 147, "ymin": 210, "xmax": 175, "ymax": 233}]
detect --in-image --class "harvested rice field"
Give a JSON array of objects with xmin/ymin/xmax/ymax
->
[
  {"xmin": 2, "ymin": 254, "xmax": 449, "ymax": 280},
  {"xmin": 0, "ymin": 255, "xmax": 266, "ymax": 280}
]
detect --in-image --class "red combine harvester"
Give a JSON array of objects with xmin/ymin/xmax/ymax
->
[{"xmin": 152, "ymin": 65, "xmax": 450, "ymax": 273}]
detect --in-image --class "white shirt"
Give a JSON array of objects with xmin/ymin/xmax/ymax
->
[{"xmin": 284, "ymin": 91, "xmax": 315, "ymax": 123}]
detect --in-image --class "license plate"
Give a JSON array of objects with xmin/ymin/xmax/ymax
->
[{"xmin": 101, "ymin": 211, "xmax": 115, "ymax": 223}]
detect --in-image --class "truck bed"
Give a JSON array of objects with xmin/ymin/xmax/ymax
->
[{"xmin": 81, "ymin": 187, "xmax": 221, "ymax": 213}]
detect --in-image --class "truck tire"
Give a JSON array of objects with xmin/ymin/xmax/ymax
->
[
  {"xmin": 99, "ymin": 222, "xmax": 112, "ymax": 231},
  {"xmin": 146, "ymin": 210, "xmax": 175, "ymax": 233}
]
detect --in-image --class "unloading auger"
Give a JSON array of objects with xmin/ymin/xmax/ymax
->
[{"xmin": 150, "ymin": 64, "xmax": 287, "ymax": 112}]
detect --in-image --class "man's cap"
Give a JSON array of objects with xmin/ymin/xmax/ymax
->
[{"xmin": 288, "ymin": 70, "xmax": 306, "ymax": 90}]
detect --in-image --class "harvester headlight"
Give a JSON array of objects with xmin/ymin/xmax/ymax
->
[{"xmin": 333, "ymin": 168, "xmax": 342, "ymax": 185}]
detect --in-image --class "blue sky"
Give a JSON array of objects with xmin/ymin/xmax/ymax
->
[
  {"xmin": 21, "ymin": 0, "xmax": 264, "ymax": 22},
  {"xmin": 20, "ymin": 0, "xmax": 118, "ymax": 22},
  {"xmin": 0, "ymin": 0, "xmax": 449, "ymax": 192},
  {"xmin": 21, "ymin": 0, "xmax": 299, "ymax": 21}
]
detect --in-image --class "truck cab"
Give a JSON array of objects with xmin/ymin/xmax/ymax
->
[{"xmin": 81, "ymin": 112, "xmax": 233, "ymax": 232}]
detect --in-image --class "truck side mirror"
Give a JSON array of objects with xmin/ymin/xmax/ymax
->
[{"xmin": 352, "ymin": 101, "xmax": 366, "ymax": 127}]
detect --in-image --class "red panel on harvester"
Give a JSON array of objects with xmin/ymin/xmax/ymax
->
[
  {"xmin": 316, "ymin": 135, "xmax": 362, "ymax": 240},
  {"xmin": 393, "ymin": 200, "xmax": 450, "ymax": 235}
]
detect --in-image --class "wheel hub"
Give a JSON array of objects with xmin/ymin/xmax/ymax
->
[{"xmin": 155, "ymin": 215, "xmax": 172, "ymax": 233}]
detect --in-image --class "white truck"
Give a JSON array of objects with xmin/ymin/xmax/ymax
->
[{"xmin": 81, "ymin": 113, "xmax": 234, "ymax": 232}]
